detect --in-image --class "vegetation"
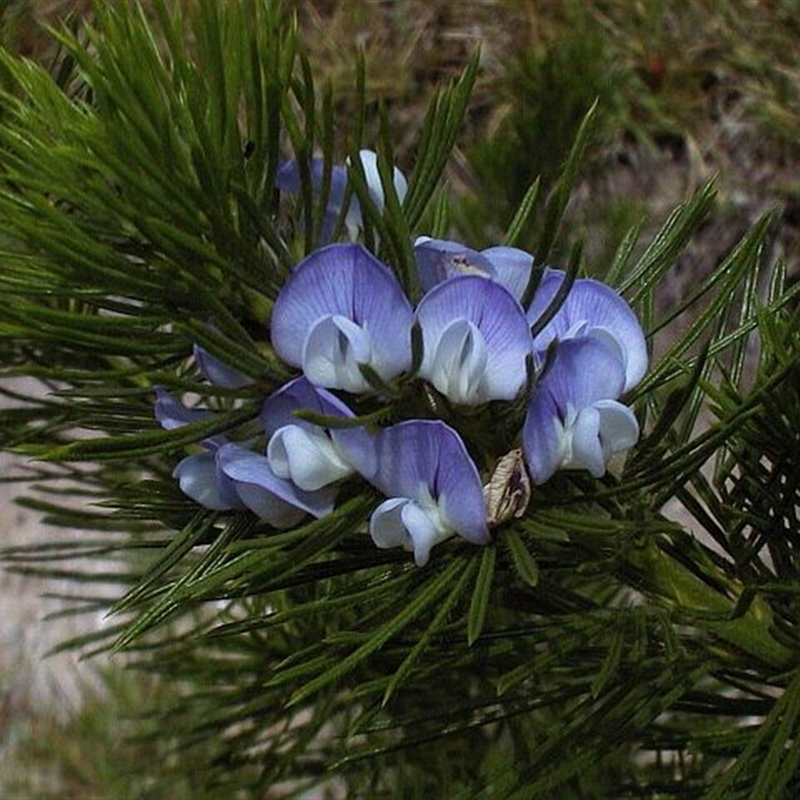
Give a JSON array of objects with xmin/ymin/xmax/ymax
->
[{"xmin": 1, "ymin": 1, "xmax": 799, "ymax": 797}]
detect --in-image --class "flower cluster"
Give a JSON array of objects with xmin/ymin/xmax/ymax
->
[{"xmin": 156, "ymin": 159, "xmax": 647, "ymax": 567}]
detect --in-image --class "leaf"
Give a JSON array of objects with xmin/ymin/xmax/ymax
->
[
  {"xmin": 287, "ymin": 558, "xmax": 467, "ymax": 708},
  {"xmin": 468, "ymin": 545, "xmax": 496, "ymax": 646},
  {"xmin": 505, "ymin": 530, "xmax": 539, "ymax": 588}
]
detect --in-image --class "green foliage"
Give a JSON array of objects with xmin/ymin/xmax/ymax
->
[{"xmin": 1, "ymin": 2, "xmax": 800, "ymax": 798}]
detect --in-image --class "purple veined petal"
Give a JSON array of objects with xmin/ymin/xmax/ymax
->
[
  {"xmin": 363, "ymin": 420, "xmax": 489, "ymax": 548},
  {"xmin": 268, "ymin": 424, "xmax": 353, "ymax": 491},
  {"xmin": 260, "ymin": 376, "xmax": 372, "ymax": 485},
  {"xmin": 522, "ymin": 337, "xmax": 639, "ymax": 484},
  {"xmin": 216, "ymin": 443, "xmax": 337, "ymax": 523},
  {"xmin": 173, "ymin": 451, "xmax": 244, "ymax": 511},
  {"xmin": 193, "ymin": 343, "xmax": 254, "ymax": 389},
  {"xmin": 527, "ymin": 270, "xmax": 648, "ymax": 392},
  {"xmin": 271, "ymin": 244, "xmax": 414, "ymax": 390},
  {"xmin": 154, "ymin": 387, "xmax": 213, "ymax": 430},
  {"xmin": 370, "ymin": 495, "xmax": 452, "ymax": 567},
  {"xmin": 261, "ymin": 376, "xmax": 355, "ymax": 436},
  {"xmin": 413, "ymin": 237, "xmax": 496, "ymax": 292},
  {"xmin": 416, "ymin": 275, "xmax": 533, "ymax": 404},
  {"xmin": 481, "ymin": 245, "xmax": 534, "ymax": 302}
]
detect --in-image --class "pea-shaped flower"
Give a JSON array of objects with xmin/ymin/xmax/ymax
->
[
  {"xmin": 277, "ymin": 149, "xmax": 407, "ymax": 242},
  {"xmin": 271, "ymin": 244, "xmax": 414, "ymax": 393},
  {"xmin": 415, "ymin": 275, "xmax": 533, "ymax": 405},
  {"xmin": 260, "ymin": 376, "xmax": 367, "ymax": 492},
  {"xmin": 153, "ymin": 387, "xmax": 243, "ymax": 511},
  {"xmin": 215, "ymin": 443, "xmax": 337, "ymax": 528},
  {"xmin": 527, "ymin": 269, "xmax": 648, "ymax": 392},
  {"xmin": 217, "ymin": 377, "xmax": 367, "ymax": 525},
  {"xmin": 522, "ymin": 336, "xmax": 640, "ymax": 484},
  {"xmin": 345, "ymin": 419, "xmax": 490, "ymax": 566},
  {"xmin": 414, "ymin": 236, "xmax": 534, "ymax": 301}
]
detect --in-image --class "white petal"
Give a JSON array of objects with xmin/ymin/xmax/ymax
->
[
  {"xmin": 369, "ymin": 497, "xmax": 452, "ymax": 567},
  {"xmin": 370, "ymin": 497, "xmax": 414, "ymax": 552},
  {"xmin": 268, "ymin": 424, "xmax": 353, "ymax": 491},
  {"xmin": 303, "ymin": 314, "xmax": 373, "ymax": 392},
  {"xmin": 400, "ymin": 501, "xmax": 451, "ymax": 567},
  {"xmin": 595, "ymin": 400, "xmax": 640, "ymax": 455},
  {"xmin": 427, "ymin": 319, "xmax": 488, "ymax": 404},
  {"xmin": 570, "ymin": 405, "xmax": 606, "ymax": 477}
]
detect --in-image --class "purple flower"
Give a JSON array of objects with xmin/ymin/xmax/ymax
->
[
  {"xmin": 215, "ymin": 443, "xmax": 337, "ymax": 527},
  {"xmin": 277, "ymin": 149, "xmax": 407, "ymax": 242},
  {"xmin": 260, "ymin": 376, "xmax": 368, "ymax": 492},
  {"xmin": 522, "ymin": 336, "xmax": 640, "ymax": 484},
  {"xmin": 414, "ymin": 237, "xmax": 534, "ymax": 300},
  {"xmin": 154, "ymin": 387, "xmax": 244, "ymax": 510},
  {"xmin": 193, "ymin": 343, "xmax": 253, "ymax": 389},
  {"xmin": 154, "ymin": 386, "xmax": 330, "ymax": 524},
  {"xmin": 346, "ymin": 420, "xmax": 490, "ymax": 566},
  {"xmin": 415, "ymin": 275, "xmax": 532, "ymax": 404},
  {"xmin": 271, "ymin": 244, "xmax": 415, "ymax": 393},
  {"xmin": 526, "ymin": 269, "xmax": 648, "ymax": 392}
]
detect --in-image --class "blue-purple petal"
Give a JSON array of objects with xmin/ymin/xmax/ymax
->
[
  {"xmin": 271, "ymin": 244, "xmax": 414, "ymax": 389},
  {"xmin": 362, "ymin": 420, "xmax": 489, "ymax": 546},
  {"xmin": 154, "ymin": 387, "xmax": 213, "ymax": 431},
  {"xmin": 173, "ymin": 451, "xmax": 244, "ymax": 511},
  {"xmin": 527, "ymin": 270, "xmax": 648, "ymax": 391},
  {"xmin": 216, "ymin": 443, "xmax": 337, "ymax": 522},
  {"xmin": 416, "ymin": 275, "xmax": 532, "ymax": 403},
  {"xmin": 193, "ymin": 344, "xmax": 254, "ymax": 388},
  {"xmin": 414, "ymin": 237, "xmax": 496, "ymax": 292},
  {"xmin": 277, "ymin": 158, "xmax": 349, "ymax": 243},
  {"xmin": 261, "ymin": 376, "xmax": 356, "ymax": 436},
  {"xmin": 481, "ymin": 245, "xmax": 534, "ymax": 301}
]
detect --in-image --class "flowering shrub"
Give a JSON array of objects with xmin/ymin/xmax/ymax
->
[{"xmin": 157, "ymin": 167, "xmax": 647, "ymax": 564}]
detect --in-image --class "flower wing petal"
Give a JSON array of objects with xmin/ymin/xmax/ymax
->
[
  {"xmin": 481, "ymin": 245, "xmax": 534, "ymax": 301},
  {"xmin": 173, "ymin": 452, "xmax": 243, "ymax": 510},
  {"xmin": 267, "ymin": 424, "xmax": 353, "ymax": 490},
  {"xmin": 427, "ymin": 319, "xmax": 488, "ymax": 404},
  {"xmin": 216, "ymin": 443, "xmax": 336, "ymax": 520}
]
